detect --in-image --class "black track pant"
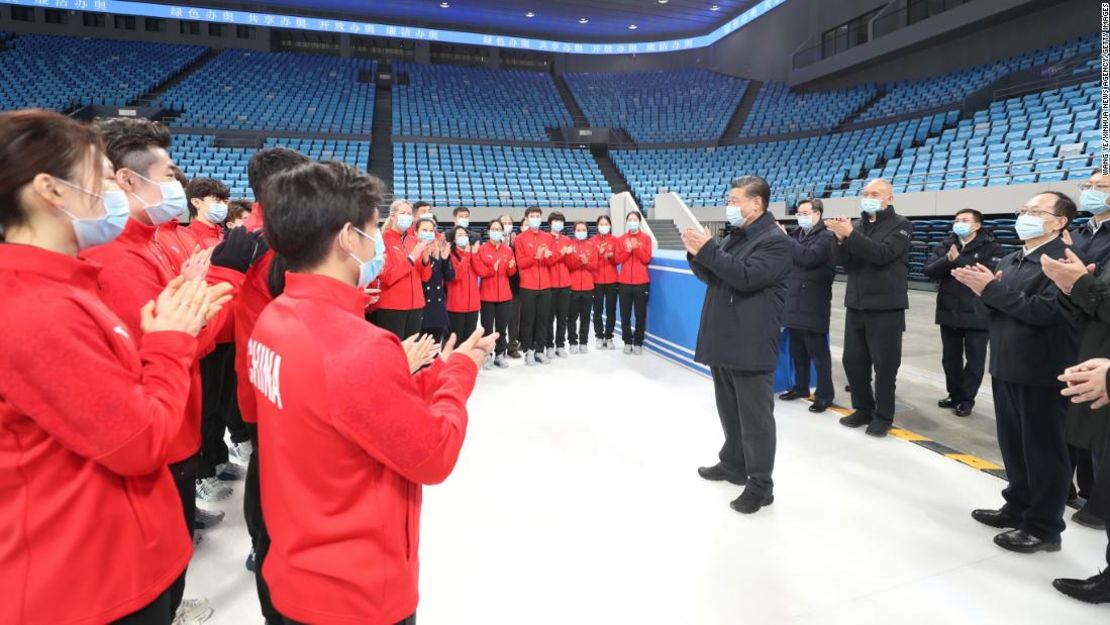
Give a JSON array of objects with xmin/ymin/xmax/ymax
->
[
  {"xmin": 481, "ymin": 300, "xmax": 511, "ymax": 356},
  {"xmin": 370, "ymin": 308, "xmax": 424, "ymax": 341},
  {"xmin": 568, "ymin": 290, "xmax": 594, "ymax": 346},
  {"xmin": 619, "ymin": 283, "xmax": 649, "ymax": 346},
  {"xmin": 518, "ymin": 288, "xmax": 552, "ymax": 353},
  {"xmin": 547, "ymin": 287, "xmax": 571, "ymax": 349},
  {"xmin": 167, "ymin": 455, "xmax": 197, "ymax": 614},
  {"xmin": 243, "ymin": 423, "xmax": 280, "ymax": 622},
  {"xmin": 593, "ymin": 283, "xmax": 618, "ymax": 340},
  {"xmin": 448, "ymin": 311, "xmax": 480, "ymax": 343}
]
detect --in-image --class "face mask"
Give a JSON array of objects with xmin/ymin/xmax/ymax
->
[
  {"xmin": 1080, "ymin": 189, "xmax": 1110, "ymax": 215},
  {"xmin": 206, "ymin": 201, "xmax": 228, "ymax": 223},
  {"xmin": 490, "ymin": 230, "xmax": 504, "ymax": 243},
  {"xmin": 726, "ymin": 205, "xmax": 743, "ymax": 227},
  {"xmin": 133, "ymin": 173, "xmax": 186, "ymax": 226},
  {"xmin": 551, "ymin": 221, "xmax": 564, "ymax": 233},
  {"xmin": 57, "ymin": 180, "xmax": 130, "ymax": 250},
  {"xmin": 797, "ymin": 215, "xmax": 813, "ymax": 230},
  {"xmin": 396, "ymin": 214, "xmax": 414, "ymax": 230},
  {"xmin": 952, "ymin": 222, "xmax": 973, "ymax": 238},
  {"xmin": 860, "ymin": 197, "xmax": 883, "ymax": 214},
  {"xmin": 501, "ymin": 223, "xmax": 513, "ymax": 234},
  {"xmin": 1014, "ymin": 213, "xmax": 1047, "ymax": 241},
  {"xmin": 598, "ymin": 225, "xmax": 611, "ymax": 235},
  {"xmin": 418, "ymin": 212, "xmax": 434, "ymax": 221},
  {"xmin": 456, "ymin": 235, "xmax": 469, "ymax": 248},
  {"xmin": 350, "ymin": 227, "xmax": 385, "ymax": 288},
  {"xmin": 457, "ymin": 218, "xmax": 470, "ymax": 228},
  {"xmin": 528, "ymin": 217, "xmax": 542, "ymax": 230},
  {"xmin": 418, "ymin": 231, "xmax": 436, "ymax": 243},
  {"xmin": 575, "ymin": 231, "xmax": 588, "ymax": 241},
  {"xmin": 627, "ymin": 221, "xmax": 640, "ymax": 233}
]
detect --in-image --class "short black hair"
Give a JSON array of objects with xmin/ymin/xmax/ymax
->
[
  {"xmin": 186, "ymin": 177, "xmax": 230, "ymax": 218},
  {"xmin": 548, "ymin": 211, "xmax": 565, "ymax": 223},
  {"xmin": 488, "ymin": 219, "xmax": 505, "ymax": 230},
  {"xmin": 248, "ymin": 147, "xmax": 310, "ymax": 207},
  {"xmin": 1046, "ymin": 191, "xmax": 1077, "ymax": 224},
  {"xmin": 573, "ymin": 220, "xmax": 589, "ymax": 230},
  {"xmin": 453, "ymin": 206, "xmax": 470, "ymax": 216},
  {"xmin": 731, "ymin": 175, "xmax": 771, "ymax": 210},
  {"xmin": 98, "ymin": 117, "xmax": 171, "ymax": 175},
  {"xmin": 450, "ymin": 225, "xmax": 469, "ymax": 251},
  {"xmin": 263, "ymin": 161, "xmax": 386, "ymax": 272},
  {"xmin": 597, "ymin": 215, "xmax": 612, "ymax": 226},
  {"xmin": 525, "ymin": 206, "xmax": 543, "ymax": 218},
  {"xmin": 227, "ymin": 198, "xmax": 252, "ymax": 222},
  {"xmin": 954, "ymin": 208, "xmax": 983, "ymax": 223},
  {"xmin": 413, "ymin": 200, "xmax": 430, "ymax": 212},
  {"xmin": 625, "ymin": 210, "xmax": 641, "ymax": 220},
  {"xmin": 797, "ymin": 197, "xmax": 823, "ymax": 214}
]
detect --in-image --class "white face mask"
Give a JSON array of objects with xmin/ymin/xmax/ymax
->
[{"xmin": 132, "ymin": 172, "xmax": 186, "ymax": 225}]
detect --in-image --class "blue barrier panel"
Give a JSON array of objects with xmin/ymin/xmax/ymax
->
[{"xmin": 645, "ymin": 250, "xmax": 797, "ymax": 392}]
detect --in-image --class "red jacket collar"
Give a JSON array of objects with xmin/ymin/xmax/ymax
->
[
  {"xmin": 118, "ymin": 216, "xmax": 157, "ymax": 246},
  {"xmin": 0, "ymin": 243, "xmax": 101, "ymax": 290},
  {"xmin": 189, "ymin": 218, "xmax": 221, "ymax": 236},
  {"xmin": 283, "ymin": 272, "xmax": 370, "ymax": 316}
]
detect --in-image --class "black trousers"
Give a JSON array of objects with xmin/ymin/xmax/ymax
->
[
  {"xmin": 371, "ymin": 308, "xmax": 425, "ymax": 341},
  {"xmin": 842, "ymin": 308, "xmax": 904, "ymax": 426},
  {"xmin": 111, "ymin": 579, "xmax": 179, "ymax": 625},
  {"xmin": 547, "ymin": 287, "xmax": 571, "ymax": 349},
  {"xmin": 222, "ymin": 348, "xmax": 249, "ymax": 445},
  {"xmin": 508, "ymin": 294, "xmax": 521, "ymax": 347},
  {"xmin": 285, "ymin": 614, "xmax": 415, "ymax": 625},
  {"xmin": 568, "ymin": 290, "xmax": 594, "ymax": 346},
  {"xmin": 518, "ymin": 288, "xmax": 552, "ymax": 353},
  {"xmin": 243, "ymin": 423, "xmax": 281, "ymax": 622},
  {"xmin": 448, "ymin": 310, "xmax": 480, "ymax": 343},
  {"xmin": 787, "ymin": 328, "xmax": 834, "ymax": 403},
  {"xmin": 593, "ymin": 283, "xmax": 618, "ymax": 340},
  {"xmin": 711, "ymin": 367, "xmax": 776, "ymax": 495},
  {"xmin": 619, "ymin": 283, "xmax": 649, "ymax": 346},
  {"xmin": 167, "ymin": 455, "xmax": 197, "ymax": 614},
  {"xmin": 939, "ymin": 325, "xmax": 989, "ymax": 406},
  {"xmin": 481, "ymin": 300, "xmax": 511, "ymax": 356},
  {"xmin": 993, "ymin": 378, "xmax": 1071, "ymax": 540},
  {"xmin": 198, "ymin": 344, "xmax": 233, "ymax": 479}
]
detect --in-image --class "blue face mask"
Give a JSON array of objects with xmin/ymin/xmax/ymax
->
[
  {"xmin": 528, "ymin": 217, "xmax": 542, "ymax": 230},
  {"xmin": 726, "ymin": 205, "xmax": 743, "ymax": 227},
  {"xmin": 457, "ymin": 218, "xmax": 470, "ymax": 228},
  {"xmin": 350, "ymin": 227, "xmax": 385, "ymax": 288},
  {"xmin": 133, "ymin": 173, "xmax": 187, "ymax": 226},
  {"xmin": 206, "ymin": 201, "xmax": 228, "ymax": 223},
  {"xmin": 627, "ymin": 220, "xmax": 641, "ymax": 232},
  {"xmin": 456, "ymin": 235, "xmax": 470, "ymax": 248},
  {"xmin": 797, "ymin": 214, "xmax": 814, "ymax": 230},
  {"xmin": 952, "ymin": 222, "xmax": 973, "ymax": 238},
  {"xmin": 489, "ymin": 230, "xmax": 504, "ymax": 243},
  {"xmin": 575, "ymin": 231, "xmax": 588, "ymax": 241},
  {"xmin": 1081, "ymin": 189, "xmax": 1110, "ymax": 215},
  {"xmin": 396, "ymin": 213, "xmax": 414, "ymax": 230},
  {"xmin": 418, "ymin": 231, "xmax": 436, "ymax": 243},
  {"xmin": 861, "ymin": 197, "xmax": 883, "ymax": 214},
  {"xmin": 57, "ymin": 180, "xmax": 130, "ymax": 250},
  {"xmin": 551, "ymin": 221, "xmax": 564, "ymax": 233},
  {"xmin": 1014, "ymin": 213, "xmax": 1047, "ymax": 241},
  {"xmin": 598, "ymin": 225, "xmax": 611, "ymax": 235}
]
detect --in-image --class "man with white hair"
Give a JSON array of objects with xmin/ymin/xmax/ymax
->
[
  {"xmin": 371, "ymin": 198, "xmax": 432, "ymax": 340},
  {"xmin": 826, "ymin": 179, "xmax": 913, "ymax": 438}
]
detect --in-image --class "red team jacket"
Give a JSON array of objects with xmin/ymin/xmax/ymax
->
[
  {"xmin": 512, "ymin": 228, "xmax": 557, "ymax": 291},
  {"xmin": 185, "ymin": 218, "xmax": 223, "ymax": 251},
  {"xmin": 446, "ymin": 249, "xmax": 481, "ymax": 313},
  {"xmin": 182, "ymin": 218, "xmax": 237, "ymax": 343},
  {"xmin": 592, "ymin": 232, "xmax": 619, "ymax": 285},
  {"xmin": 378, "ymin": 228, "xmax": 433, "ymax": 311},
  {"xmin": 567, "ymin": 238, "xmax": 598, "ymax": 292},
  {"xmin": 250, "ymin": 272, "xmax": 478, "ymax": 625},
  {"xmin": 0, "ymin": 245, "xmax": 195, "ymax": 625},
  {"xmin": 473, "ymin": 240, "xmax": 516, "ymax": 303},
  {"xmin": 548, "ymin": 232, "xmax": 573, "ymax": 289},
  {"xmin": 85, "ymin": 218, "xmax": 236, "ymax": 462},
  {"xmin": 614, "ymin": 230, "xmax": 653, "ymax": 286},
  {"xmin": 234, "ymin": 203, "xmax": 274, "ymax": 425}
]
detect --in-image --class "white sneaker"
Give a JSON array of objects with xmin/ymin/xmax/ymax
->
[
  {"xmin": 195, "ymin": 477, "xmax": 232, "ymax": 503},
  {"xmin": 556, "ymin": 347, "xmax": 568, "ymax": 358},
  {"xmin": 535, "ymin": 352, "xmax": 550, "ymax": 365},
  {"xmin": 229, "ymin": 440, "xmax": 253, "ymax": 463},
  {"xmin": 624, "ymin": 345, "xmax": 634, "ymax": 354},
  {"xmin": 174, "ymin": 598, "xmax": 213, "ymax": 624},
  {"xmin": 525, "ymin": 351, "xmax": 536, "ymax": 366},
  {"xmin": 483, "ymin": 354, "xmax": 494, "ymax": 370},
  {"xmin": 216, "ymin": 461, "xmax": 246, "ymax": 480},
  {"xmin": 580, "ymin": 343, "xmax": 589, "ymax": 354},
  {"xmin": 569, "ymin": 345, "xmax": 579, "ymax": 354},
  {"xmin": 633, "ymin": 345, "xmax": 643, "ymax": 356},
  {"xmin": 545, "ymin": 347, "xmax": 555, "ymax": 359}
]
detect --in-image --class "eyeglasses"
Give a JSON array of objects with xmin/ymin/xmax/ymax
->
[
  {"xmin": 1080, "ymin": 183, "xmax": 1110, "ymax": 191},
  {"xmin": 1015, "ymin": 208, "xmax": 1059, "ymax": 218}
]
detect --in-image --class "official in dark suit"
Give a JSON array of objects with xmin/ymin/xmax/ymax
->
[
  {"xmin": 955, "ymin": 191, "xmax": 1078, "ymax": 554},
  {"xmin": 684, "ymin": 176, "xmax": 792, "ymax": 515},
  {"xmin": 778, "ymin": 198, "xmax": 836, "ymax": 412},
  {"xmin": 922, "ymin": 209, "xmax": 1005, "ymax": 417}
]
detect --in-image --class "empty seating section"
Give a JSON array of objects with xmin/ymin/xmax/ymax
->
[
  {"xmin": 172, "ymin": 134, "xmax": 370, "ymax": 199},
  {"xmin": 155, "ymin": 50, "xmax": 375, "ymax": 133},
  {"xmin": 393, "ymin": 142, "xmax": 609, "ymax": 208},
  {"xmin": 614, "ymin": 113, "xmax": 949, "ymax": 209},
  {"xmin": 0, "ymin": 34, "xmax": 204, "ymax": 112},
  {"xmin": 740, "ymin": 81, "xmax": 878, "ymax": 137},
  {"xmin": 392, "ymin": 62, "xmax": 570, "ymax": 141},
  {"xmin": 857, "ymin": 81, "xmax": 1099, "ymax": 194},
  {"xmin": 564, "ymin": 69, "xmax": 748, "ymax": 143}
]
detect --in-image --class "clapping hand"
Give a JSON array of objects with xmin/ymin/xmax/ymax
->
[
  {"xmin": 1059, "ymin": 358, "xmax": 1110, "ymax": 409},
  {"xmin": 951, "ymin": 263, "xmax": 1000, "ymax": 296},
  {"xmin": 946, "ymin": 244, "xmax": 959, "ymax": 262},
  {"xmin": 141, "ymin": 277, "xmax": 210, "ymax": 337},
  {"xmin": 1041, "ymin": 248, "xmax": 1095, "ymax": 295},
  {"xmin": 441, "ymin": 328, "xmax": 498, "ymax": 367},
  {"xmin": 402, "ymin": 334, "xmax": 439, "ymax": 374},
  {"xmin": 826, "ymin": 217, "xmax": 853, "ymax": 240},
  {"xmin": 681, "ymin": 227, "xmax": 712, "ymax": 256},
  {"xmin": 364, "ymin": 287, "xmax": 381, "ymax": 306},
  {"xmin": 180, "ymin": 246, "xmax": 212, "ymax": 281}
]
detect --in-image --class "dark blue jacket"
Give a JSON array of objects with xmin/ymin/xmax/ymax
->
[
  {"xmin": 421, "ymin": 255, "xmax": 455, "ymax": 331},
  {"xmin": 1070, "ymin": 219, "xmax": 1110, "ymax": 274},
  {"xmin": 783, "ymin": 220, "xmax": 835, "ymax": 334},
  {"xmin": 922, "ymin": 229, "xmax": 1006, "ymax": 330}
]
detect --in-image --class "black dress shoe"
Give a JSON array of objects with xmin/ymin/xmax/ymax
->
[
  {"xmin": 865, "ymin": 421, "xmax": 891, "ymax": 437},
  {"xmin": 1053, "ymin": 569, "xmax": 1110, "ymax": 604},
  {"xmin": 730, "ymin": 488, "xmax": 774, "ymax": 514},
  {"xmin": 937, "ymin": 397, "xmax": 956, "ymax": 409},
  {"xmin": 808, "ymin": 401, "xmax": 830, "ymax": 413},
  {"xmin": 838, "ymin": 411, "xmax": 871, "ymax": 428},
  {"xmin": 971, "ymin": 508, "xmax": 1022, "ymax": 529},
  {"xmin": 778, "ymin": 389, "xmax": 804, "ymax": 401},
  {"xmin": 993, "ymin": 529, "xmax": 1061, "ymax": 553},
  {"xmin": 1072, "ymin": 504, "xmax": 1107, "ymax": 530},
  {"xmin": 508, "ymin": 349, "xmax": 522, "ymax": 359},
  {"xmin": 954, "ymin": 402, "xmax": 973, "ymax": 417},
  {"xmin": 697, "ymin": 463, "xmax": 747, "ymax": 486}
]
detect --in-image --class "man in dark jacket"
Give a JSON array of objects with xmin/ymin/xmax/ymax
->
[
  {"xmin": 922, "ymin": 208, "xmax": 1005, "ymax": 417},
  {"xmin": 954, "ymin": 191, "xmax": 1078, "ymax": 554},
  {"xmin": 778, "ymin": 198, "xmax": 836, "ymax": 412},
  {"xmin": 684, "ymin": 176, "xmax": 792, "ymax": 515},
  {"xmin": 826, "ymin": 179, "xmax": 912, "ymax": 437}
]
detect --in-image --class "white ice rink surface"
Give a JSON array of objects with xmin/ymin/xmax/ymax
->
[{"xmin": 187, "ymin": 347, "xmax": 1110, "ymax": 624}]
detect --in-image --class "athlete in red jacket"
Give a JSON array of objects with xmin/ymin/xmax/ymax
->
[
  {"xmin": 0, "ymin": 110, "xmax": 217, "ymax": 625},
  {"xmin": 251, "ymin": 161, "xmax": 494, "ymax": 625},
  {"xmin": 592, "ymin": 215, "xmax": 620, "ymax": 349},
  {"xmin": 445, "ymin": 225, "xmax": 482, "ymax": 344},
  {"xmin": 545, "ymin": 211, "xmax": 575, "ymax": 357},
  {"xmin": 513, "ymin": 207, "xmax": 560, "ymax": 364},
  {"xmin": 474, "ymin": 220, "xmax": 517, "ymax": 366},
  {"xmin": 567, "ymin": 221, "xmax": 599, "ymax": 353},
  {"xmin": 374, "ymin": 199, "xmax": 433, "ymax": 340},
  {"xmin": 614, "ymin": 211, "xmax": 654, "ymax": 354}
]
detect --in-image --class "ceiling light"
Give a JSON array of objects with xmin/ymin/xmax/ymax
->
[
  {"xmin": 439, "ymin": 1, "xmax": 449, "ymax": 7},
  {"xmin": 578, "ymin": 17, "xmax": 589, "ymax": 24},
  {"xmin": 658, "ymin": 0, "xmax": 669, "ymax": 4},
  {"xmin": 525, "ymin": 11, "xmax": 535, "ymax": 17},
  {"xmin": 628, "ymin": 24, "xmax": 638, "ymax": 30},
  {"xmin": 710, "ymin": 4, "xmax": 720, "ymax": 10}
]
